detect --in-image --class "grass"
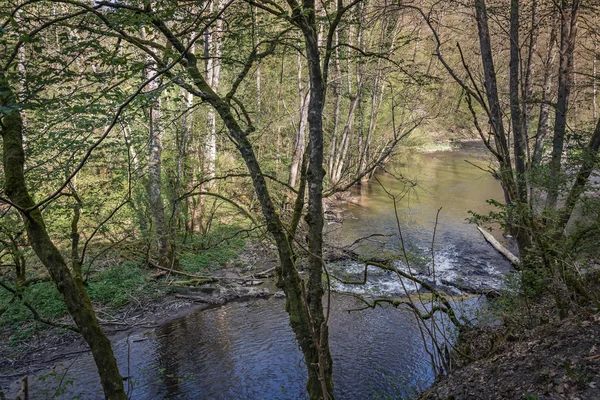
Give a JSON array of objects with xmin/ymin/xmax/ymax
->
[
  {"xmin": 0, "ymin": 281, "xmax": 67, "ymax": 343},
  {"xmin": 87, "ymin": 261, "xmax": 158, "ymax": 308}
]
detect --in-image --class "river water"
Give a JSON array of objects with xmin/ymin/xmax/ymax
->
[{"xmin": 6, "ymin": 142, "xmax": 512, "ymax": 399}]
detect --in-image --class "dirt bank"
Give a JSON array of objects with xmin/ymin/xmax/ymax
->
[{"xmin": 422, "ymin": 312, "xmax": 600, "ymax": 400}]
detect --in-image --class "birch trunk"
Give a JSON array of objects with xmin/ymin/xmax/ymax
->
[
  {"xmin": 204, "ymin": 0, "xmax": 224, "ymax": 189},
  {"xmin": 144, "ymin": 56, "xmax": 175, "ymax": 268}
]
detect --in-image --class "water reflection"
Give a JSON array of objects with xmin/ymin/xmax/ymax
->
[{"xmin": 11, "ymin": 295, "xmax": 483, "ymax": 399}]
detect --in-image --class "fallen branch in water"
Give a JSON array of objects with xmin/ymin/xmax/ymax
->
[{"xmin": 477, "ymin": 227, "xmax": 519, "ymax": 266}]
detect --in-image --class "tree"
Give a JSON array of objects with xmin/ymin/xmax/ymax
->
[
  {"xmin": 1, "ymin": 72, "xmax": 127, "ymax": 400},
  {"xmin": 397, "ymin": 0, "xmax": 600, "ymax": 307}
]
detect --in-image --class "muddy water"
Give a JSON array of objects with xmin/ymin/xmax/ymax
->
[
  {"xmin": 6, "ymin": 142, "xmax": 510, "ymax": 399},
  {"xmin": 329, "ymin": 141, "xmax": 513, "ymax": 295}
]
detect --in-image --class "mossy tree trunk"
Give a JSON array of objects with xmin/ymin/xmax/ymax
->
[{"xmin": 0, "ymin": 74, "xmax": 127, "ymax": 400}]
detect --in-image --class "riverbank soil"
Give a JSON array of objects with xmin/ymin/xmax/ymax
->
[{"xmin": 422, "ymin": 296, "xmax": 600, "ymax": 399}]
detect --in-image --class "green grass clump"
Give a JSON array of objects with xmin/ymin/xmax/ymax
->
[{"xmin": 87, "ymin": 262, "xmax": 156, "ymax": 308}]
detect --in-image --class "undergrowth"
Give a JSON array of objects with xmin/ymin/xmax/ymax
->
[
  {"xmin": 0, "ymin": 226, "xmax": 249, "ymax": 343},
  {"xmin": 179, "ymin": 226, "xmax": 246, "ymax": 273},
  {"xmin": 0, "ymin": 262, "xmax": 157, "ymax": 343}
]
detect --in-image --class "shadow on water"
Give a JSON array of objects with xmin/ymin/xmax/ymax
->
[{"xmin": 9, "ymin": 294, "xmax": 483, "ymax": 400}]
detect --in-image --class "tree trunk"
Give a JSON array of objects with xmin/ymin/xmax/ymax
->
[
  {"xmin": 509, "ymin": 0, "xmax": 527, "ymax": 203},
  {"xmin": 593, "ymin": 37, "xmax": 598, "ymax": 122},
  {"xmin": 521, "ymin": 0, "xmax": 537, "ymax": 170},
  {"xmin": 298, "ymin": 4, "xmax": 335, "ymax": 397},
  {"xmin": 532, "ymin": 16, "xmax": 559, "ymax": 168},
  {"xmin": 1, "ymin": 75, "xmax": 127, "ymax": 400},
  {"xmin": 289, "ymin": 53, "xmax": 309, "ymax": 187},
  {"xmin": 474, "ymin": 0, "xmax": 528, "ymax": 255},
  {"xmin": 327, "ymin": 31, "xmax": 342, "ymax": 182},
  {"xmin": 204, "ymin": 0, "xmax": 224, "ymax": 189},
  {"xmin": 144, "ymin": 59, "xmax": 176, "ymax": 269},
  {"xmin": 547, "ymin": 0, "xmax": 580, "ymax": 210}
]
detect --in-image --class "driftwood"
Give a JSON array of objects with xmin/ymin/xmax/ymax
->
[
  {"xmin": 255, "ymin": 267, "xmax": 276, "ymax": 278},
  {"xmin": 174, "ymin": 294, "xmax": 223, "ymax": 305},
  {"xmin": 150, "ymin": 262, "xmax": 211, "ymax": 279},
  {"xmin": 477, "ymin": 227, "xmax": 519, "ymax": 266}
]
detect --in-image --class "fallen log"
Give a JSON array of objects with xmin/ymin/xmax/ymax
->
[
  {"xmin": 149, "ymin": 261, "xmax": 246, "ymax": 282},
  {"xmin": 255, "ymin": 267, "xmax": 276, "ymax": 278},
  {"xmin": 174, "ymin": 294, "xmax": 222, "ymax": 305},
  {"xmin": 477, "ymin": 227, "xmax": 519, "ymax": 266}
]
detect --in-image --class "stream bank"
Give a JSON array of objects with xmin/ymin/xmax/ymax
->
[{"xmin": 421, "ymin": 296, "xmax": 600, "ymax": 400}]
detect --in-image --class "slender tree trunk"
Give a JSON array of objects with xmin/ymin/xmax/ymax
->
[
  {"xmin": 532, "ymin": 17, "xmax": 559, "ymax": 168},
  {"xmin": 522, "ymin": 0, "xmax": 538, "ymax": 169},
  {"xmin": 332, "ymin": 23, "xmax": 363, "ymax": 185},
  {"xmin": 327, "ymin": 31, "xmax": 342, "ymax": 181},
  {"xmin": 547, "ymin": 0, "xmax": 580, "ymax": 210},
  {"xmin": 174, "ymin": 86, "xmax": 193, "ymax": 227},
  {"xmin": 204, "ymin": 0, "xmax": 224, "ymax": 189},
  {"xmin": 289, "ymin": 53, "xmax": 309, "ymax": 187},
  {"xmin": 297, "ymin": 3, "xmax": 335, "ymax": 396},
  {"xmin": 144, "ymin": 59, "xmax": 175, "ymax": 269},
  {"xmin": 593, "ymin": 37, "xmax": 598, "ymax": 121},
  {"xmin": 0, "ymin": 76, "xmax": 127, "ymax": 400},
  {"xmin": 510, "ymin": 0, "xmax": 527, "ymax": 203},
  {"xmin": 332, "ymin": 92, "xmax": 360, "ymax": 183}
]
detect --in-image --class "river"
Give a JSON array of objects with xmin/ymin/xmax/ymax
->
[{"xmin": 6, "ymin": 142, "xmax": 513, "ymax": 399}]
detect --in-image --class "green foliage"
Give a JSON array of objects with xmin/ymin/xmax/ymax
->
[
  {"xmin": 0, "ymin": 282, "xmax": 66, "ymax": 328},
  {"xmin": 38, "ymin": 369, "xmax": 79, "ymax": 399},
  {"xmin": 0, "ymin": 262, "xmax": 158, "ymax": 341},
  {"xmin": 180, "ymin": 226, "xmax": 246, "ymax": 273},
  {"xmin": 87, "ymin": 262, "xmax": 156, "ymax": 309}
]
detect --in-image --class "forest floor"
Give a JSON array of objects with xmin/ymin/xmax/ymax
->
[
  {"xmin": 421, "ymin": 289, "xmax": 600, "ymax": 400},
  {"xmin": 0, "ymin": 240, "xmax": 280, "ymax": 389}
]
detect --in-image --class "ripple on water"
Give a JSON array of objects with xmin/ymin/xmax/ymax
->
[{"xmin": 8, "ymin": 294, "xmax": 471, "ymax": 400}]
